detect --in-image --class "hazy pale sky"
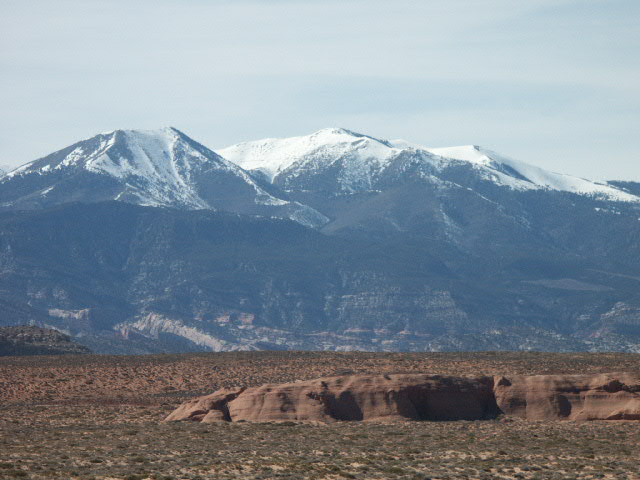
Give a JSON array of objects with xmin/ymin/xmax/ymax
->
[{"xmin": 1, "ymin": 0, "xmax": 639, "ymax": 180}]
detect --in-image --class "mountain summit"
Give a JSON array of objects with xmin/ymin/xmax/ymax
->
[
  {"xmin": 218, "ymin": 127, "xmax": 399, "ymax": 185},
  {"xmin": 0, "ymin": 128, "xmax": 327, "ymax": 226}
]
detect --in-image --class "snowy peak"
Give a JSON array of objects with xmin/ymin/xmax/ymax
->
[
  {"xmin": 309, "ymin": 127, "xmax": 393, "ymax": 147},
  {"xmin": 5, "ymin": 127, "xmax": 234, "ymax": 208},
  {"xmin": 218, "ymin": 127, "xmax": 400, "ymax": 183},
  {"xmin": 9, "ymin": 127, "xmax": 192, "ymax": 177}
]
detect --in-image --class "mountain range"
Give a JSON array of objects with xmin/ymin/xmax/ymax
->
[{"xmin": 0, "ymin": 127, "xmax": 638, "ymax": 353}]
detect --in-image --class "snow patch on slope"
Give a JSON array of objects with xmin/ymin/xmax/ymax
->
[
  {"xmin": 289, "ymin": 202, "xmax": 330, "ymax": 227},
  {"xmin": 92, "ymin": 128, "xmax": 211, "ymax": 208}
]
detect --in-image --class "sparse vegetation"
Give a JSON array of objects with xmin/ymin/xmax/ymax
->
[{"xmin": 0, "ymin": 351, "xmax": 639, "ymax": 479}]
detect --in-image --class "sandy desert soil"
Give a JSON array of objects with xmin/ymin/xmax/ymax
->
[{"xmin": 1, "ymin": 351, "xmax": 639, "ymax": 479}]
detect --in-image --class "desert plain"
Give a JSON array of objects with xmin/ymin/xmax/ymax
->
[{"xmin": 1, "ymin": 351, "xmax": 639, "ymax": 480}]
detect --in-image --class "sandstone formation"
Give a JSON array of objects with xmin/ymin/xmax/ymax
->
[
  {"xmin": 166, "ymin": 373, "xmax": 640, "ymax": 423},
  {"xmin": 494, "ymin": 373, "xmax": 640, "ymax": 421},
  {"xmin": 165, "ymin": 388, "xmax": 245, "ymax": 423},
  {"xmin": 165, "ymin": 374, "xmax": 498, "ymax": 423}
]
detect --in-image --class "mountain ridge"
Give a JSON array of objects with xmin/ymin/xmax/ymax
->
[
  {"xmin": 219, "ymin": 128, "xmax": 639, "ymax": 203},
  {"xmin": 0, "ymin": 127, "xmax": 639, "ymax": 353}
]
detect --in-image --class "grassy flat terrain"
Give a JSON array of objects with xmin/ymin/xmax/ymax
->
[{"xmin": 1, "ymin": 351, "xmax": 639, "ymax": 479}]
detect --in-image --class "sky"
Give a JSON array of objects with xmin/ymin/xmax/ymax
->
[{"xmin": 1, "ymin": 0, "xmax": 639, "ymax": 181}]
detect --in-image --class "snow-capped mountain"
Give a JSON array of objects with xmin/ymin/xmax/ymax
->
[
  {"xmin": 2, "ymin": 126, "xmax": 640, "ymax": 354},
  {"xmin": 220, "ymin": 128, "xmax": 638, "ymax": 202},
  {"xmin": 219, "ymin": 128, "xmax": 401, "ymax": 190},
  {"xmin": 0, "ymin": 128, "xmax": 327, "ymax": 227},
  {"xmin": 219, "ymin": 127, "xmax": 640, "ymax": 256}
]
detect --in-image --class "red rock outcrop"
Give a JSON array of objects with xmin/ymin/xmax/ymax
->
[
  {"xmin": 166, "ymin": 374, "xmax": 498, "ymax": 423},
  {"xmin": 165, "ymin": 388, "xmax": 245, "ymax": 423},
  {"xmin": 166, "ymin": 372, "xmax": 640, "ymax": 423},
  {"xmin": 494, "ymin": 373, "xmax": 640, "ymax": 421}
]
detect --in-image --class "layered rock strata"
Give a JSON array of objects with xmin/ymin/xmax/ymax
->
[
  {"xmin": 494, "ymin": 373, "xmax": 640, "ymax": 421},
  {"xmin": 166, "ymin": 373, "xmax": 640, "ymax": 423}
]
